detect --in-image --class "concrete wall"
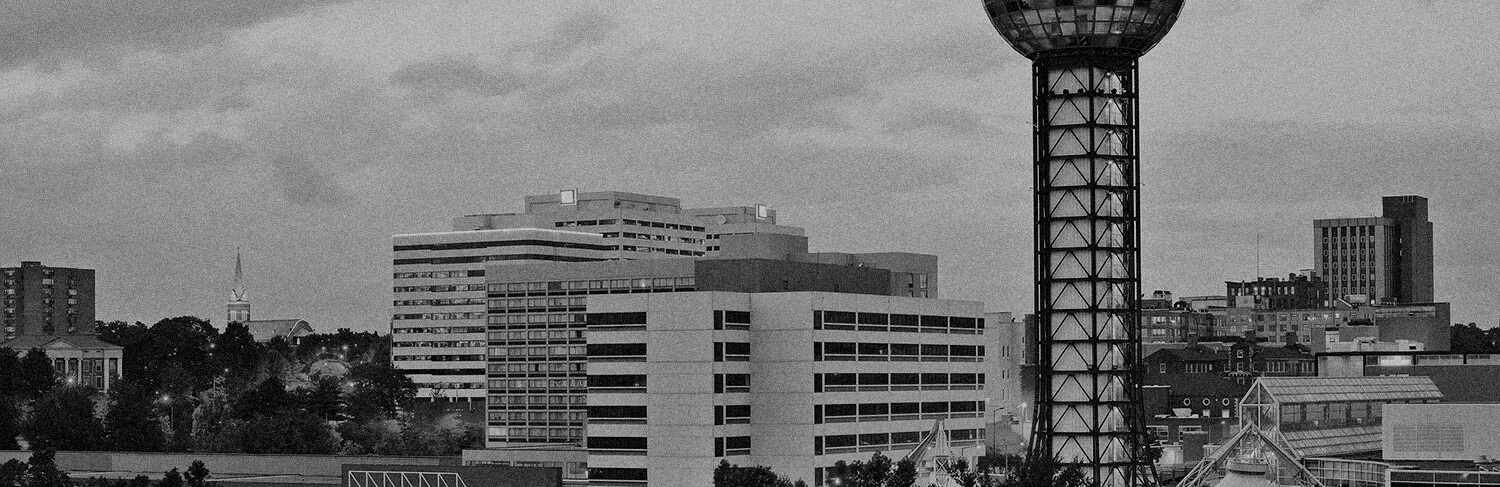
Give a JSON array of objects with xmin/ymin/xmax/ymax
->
[{"xmin": 0, "ymin": 451, "xmax": 457, "ymax": 478}]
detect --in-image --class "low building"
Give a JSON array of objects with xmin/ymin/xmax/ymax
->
[
  {"xmin": 1226, "ymin": 273, "xmax": 1328, "ymax": 311},
  {"xmin": 1, "ymin": 334, "xmax": 124, "ymax": 390}
]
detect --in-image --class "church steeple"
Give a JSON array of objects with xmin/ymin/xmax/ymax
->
[{"xmin": 227, "ymin": 249, "xmax": 250, "ymax": 324}]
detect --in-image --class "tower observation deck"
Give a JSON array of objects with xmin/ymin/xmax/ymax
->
[{"xmin": 979, "ymin": 2, "xmax": 1184, "ymax": 486}]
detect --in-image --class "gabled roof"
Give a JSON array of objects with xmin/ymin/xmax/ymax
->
[
  {"xmin": 0, "ymin": 334, "xmax": 122, "ymax": 351},
  {"xmin": 242, "ymin": 319, "xmax": 314, "ymax": 342},
  {"xmin": 1244, "ymin": 376, "xmax": 1441, "ymax": 405}
]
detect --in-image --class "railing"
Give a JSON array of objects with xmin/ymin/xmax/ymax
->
[{"xmin": 346, "ymin": 471, "xmax": 467, "ymax": 487}]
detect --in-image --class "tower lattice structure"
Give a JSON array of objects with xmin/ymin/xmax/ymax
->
[{"xmin": 980, "ymin": 2, "xmax": 1184, "ymax": 486}]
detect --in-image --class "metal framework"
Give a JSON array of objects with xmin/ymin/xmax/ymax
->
[
  {"xmin": 1027, "ymin": 52, "xmax": 1155, "ymax": 487},
  {"xmin": 345, "ymin": 471, "xmax": 470, "ymax": 487}
]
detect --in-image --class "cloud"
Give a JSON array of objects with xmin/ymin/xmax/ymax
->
[{"xmin": 0, "ymin": 0, "xmax": 355, "ymax": 69}]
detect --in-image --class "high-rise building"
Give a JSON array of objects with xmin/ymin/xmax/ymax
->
[
  {"xmin": 980, "ymin": 2, "xmax": 1185, "ymax": 485},
  {"xmin": 1, "ymin": 261, "xmax": 121, "ymax": 391},
  {"xmin": 1, "ymin": 261, "xmax": 96, "ymax": 339},
  {"xmin": 228, "ymin": 250, "xmax": 250, "ymax": 324},
  {"xmin": 1313, "ymin": 195, "xmax": 1434, "ymax": 304},
  {"xmin": 466, "ymin": 290, "xmax": 994, "ymax": 487}
]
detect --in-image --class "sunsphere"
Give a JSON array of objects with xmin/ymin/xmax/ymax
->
[{"xmin": 980, "ymin": 1, "xmax": 1185, "ymax": 487}]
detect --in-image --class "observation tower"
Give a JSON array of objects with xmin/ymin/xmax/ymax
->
[{"xmin": 979, "ymin": 2, "xmax": 1184, "ymax": 486}]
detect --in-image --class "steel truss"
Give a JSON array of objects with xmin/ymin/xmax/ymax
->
[
  {"xmin": 345, "ymin": 471, "xmax": 470, "ymax": 487},
  {"xmin": 1027, "ymin": 52, "xmax": 1156, "ymax": 487}
]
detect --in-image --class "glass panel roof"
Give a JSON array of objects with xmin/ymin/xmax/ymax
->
[{"xmin": 1251, "ymin": 377, "xmax": 1442, "ymax": 405}]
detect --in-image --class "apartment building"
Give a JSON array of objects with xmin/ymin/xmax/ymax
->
[{"xmin": 1313, "ymin": 195, "xmax": 1434, "ymax": 304}]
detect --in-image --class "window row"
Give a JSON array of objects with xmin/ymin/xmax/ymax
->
[
  {"xmin": 493, "ymin": 427, "xmax": 583, "ymax": 440},
  {"xmin": 395, "ymin": 239, "xmax": 615, "ymax": 253},
  {"xmin": 488, "ymin": 278, "xmax": 695, "ymax": 294},
  {"xmin": 489, "ymin": 329, "xmax": 586, "ymax": 341},
  {"xmin": 616, "ymin": 245, "xmax": 706, "ymax": 256},
  {"xmin": 714, "ymin": 374, "xmax": 751, "ymax": 393},
  {"xmin": 488, "ymin": 313, "xmax": 586, "ymax": 325},
  {"xmin": 815, "ymin": 428, "xmax": 984, "ymax": 455},
  {"xmin": 492, "ymin": 395, "xmax": 588, "ymax": 405},
  {"xmin": 489, "ymin": 378, "xmax": 589, "ymax": 390},
  {"xmin": 394, "ymin": 270, "xmax": 485, "ymax": 279},
  {"xmin": 815, "ymin": 373, "xmax": 985, "ymax": 392},
  {"xmin": 714, "ymin": 405, "xmax": 751, "ymax": 425},
  {"xmin": 394, "ymin": 284, "xmax": 488, "ymax": 293},
  {"xmin": 393, "ymin": 312, "xmax": 485, "ymax": 321},
  {"xmin": 487, "ymin": 363, "xmax": 587, "ymax": 373},
  {"xmin": 489, "ymin": 410, "xmax": 588, "ymax": 423},
  {"xmin": 714, "ymin": 342, "xmax": 751, "ymax": 362},
  {"xmin": 490, "ymin": 297, "xmax": 588, "ymax": 309},
  {"xmin": 395, "ymin": 298, "xmax": 488, "ymax": 307},
  {"xmin": 815, "ymin": 311, "xmax": 982, "ymax": 335},
  {"xmin": 392, "ymin": 354, "xmax": 483, "ymax": 362},
  {"xmin": 396, "ymin": 254, "xmax": 606, "ymax": 266},
  {"xmin": 588, "ymin": 343, "xmax": 647, "ymax": 360},
  {"xmin": 606, "ymin": 231, "xmax": 704, "ymax": 245},
  {"xmin": 814, "ymin": 342, "xmax": 985, "ymax": 361},
  {"xmin": 394, "ymin": 326, "xmax": 486, "ymax": 334},
  {"xmin": 589, "ymin": 436, "xmax": 647, "ymax": 452},
  {"xmin": 553, "ymin": 218, "xmax": 706, "ymax": 233},
  {"xmin": 713, "ymin": 310, "xmax": 751, "ymax": 330},
  {"xmin": 815, "ymin": 401, "xmax": 986, "ymax": 423},
  {"xmin": 413, "ymin": 381, "xmax": 484, "ymax": 390},
  {"xmin": 394, "ymin": 340, "xmax": 486, "ymax": 348},
  {"xmin": 715, "ymin": 436, "xmax": 751, "ymax": 457},
  {"xmin": 489, "ymin": 345, "xmax": 588, "ymax": 357}
]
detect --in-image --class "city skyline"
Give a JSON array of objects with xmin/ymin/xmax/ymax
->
[{"xmin": 1, "ymin": 2, "xmax": 1497, "ymax": 332}]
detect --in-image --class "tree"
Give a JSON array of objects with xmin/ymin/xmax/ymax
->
[
  {"xmin": 888, "ymin": 459, "xmax": 917, "ymax": 487},
  {"xmin": 23, "ymin": 450, "xmax": 69, "ymax": 487},
  {"xmin": 714, "ymin": 461, "xmax": 806, "ymax": 487},
  {"xmin": 0, "ymin": 460, "xmax": 26, "ymax": 487},
  {"xmin": 0, "ymin": 349, "xmax": 21, "ymax": 397},
  {"xmin": 127, "ymin": 475, "xmax": 151, "ymax": 487},
  {"xmin": 232, "ymin": 377, "xmax": 291, "ymax": 420},
  {"xmin": 235, "ymin": 411, "xmax": 339, "ymax": 454},
  {"xmin": 104, "ymin": 380, "xmax": 166, "ymax": 452},
  {"xmin": 184, "ymin": 461, "xmax": 209, "ymax": 487},
  {"xmin": 155, "ymin": 469, "xmax": 182, "ymax": 487},
  {"xmin": 0, "ymin": 396, "xmax": 20, "ymax": 451},
  {"xmin": 23, "ymin": 386, "xmax": 104, "ymax": 451},
  {"xmin": 299, "ymin": 375, "xmax": 345, "ymax": 421},
  {"xmin": 17, "ymin": 349, "xmax": 55, "ymax": 398},
  {"xmin": 825, "ymin": 452, "xmax": 894, "ymax": 487},
  {"xmin": 344, "ymin": 363, "xmax": 415, "ymax": 421}
]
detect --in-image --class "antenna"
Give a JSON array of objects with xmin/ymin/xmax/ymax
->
[{"xmin": 1255, "ymin": 233, "xmax": 1262, "ymax": 280}]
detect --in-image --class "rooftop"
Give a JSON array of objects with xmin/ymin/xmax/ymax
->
[{"xmin": 1247, "ymin": 376, "xmax": 1442, "ymax": 405}]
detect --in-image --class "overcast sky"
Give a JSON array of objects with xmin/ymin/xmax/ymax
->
[{"xmin": 2, "ymin": 1, "xmax": 1496, "ymax": 332}]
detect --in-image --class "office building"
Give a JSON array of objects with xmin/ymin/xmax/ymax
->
[
  {"xmin": 1314, "ymin": 195, "xmax": 1434, "ymax": 304},
  {"xmin": 391, "ymin": 191, "xmax": 808, "ymax": 401},
  {"xmin": 469, "ymin": 291, "xmax": 992, "ymax": 487},
  {"xmin": 981, "ymin": 2, "xmax": 1186, "ymax": 485},
  {"xmin": 2, "ymin": 261, "xmax": 96, "ymax": 339}
]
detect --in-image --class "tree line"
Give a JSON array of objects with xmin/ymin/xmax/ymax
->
[
  {"xmin": 714, "ymin": 452, "xmax": 1089, "ymax": 487},
  {"xmin": 0, "ymin": 317, "xmax": 479, "ymax": 456}
]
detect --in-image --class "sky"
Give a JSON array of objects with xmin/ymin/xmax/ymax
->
[{"xmin": 1, "ymin": 1, "xmax": 1496, "ymax": 333}]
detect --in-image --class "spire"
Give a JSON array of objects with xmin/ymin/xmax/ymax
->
[
  {"xmin": 228, "ymin": 248, "xmax": 250, "ymax": 324},
  {"xmin": 231, "ymin": 248, "xmax": 247, "ymax": 301}
]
